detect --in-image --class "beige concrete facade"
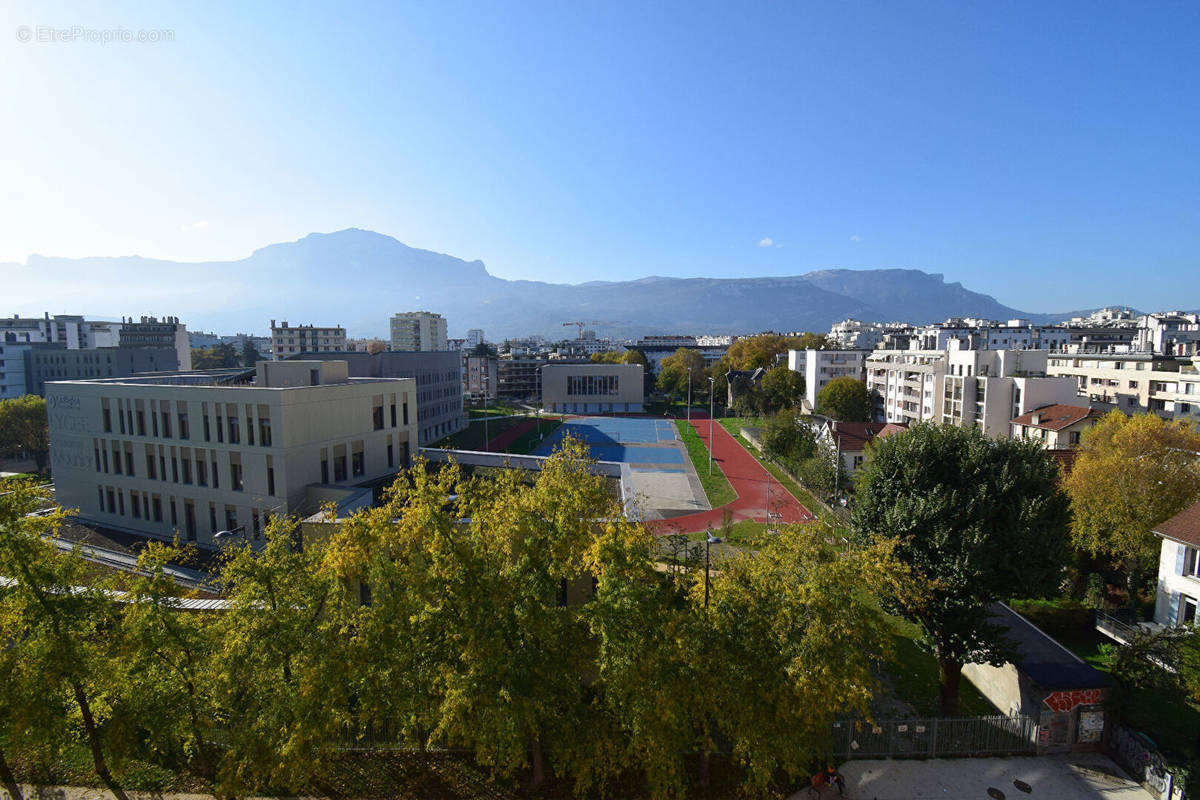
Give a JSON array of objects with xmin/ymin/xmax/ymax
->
[
  {"xmin": 389, "ymin": 311, "xmax": 448, "ymax": 352},
  {"xmin": 1047, "ymin": 352, "xmax": 1200, "ymax": 420},
  {"xmin": 541, "ymin": 363, "xmax": 644, "ymax": 413},
  {"xmin": 269, "ymin": 320, "xmax": 347, "ymax": 359},
  {"xmin": 46, "ymin": 360, "xmax": 416, "ymax": 549}
]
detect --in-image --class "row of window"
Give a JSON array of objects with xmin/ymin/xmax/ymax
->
[
  {"xmin": 566, "ymin": 375, "xmax": 621, "ymax": 397},
  {"xmin": 101, "ymin": 397, "xmax": 273, "ymax": 447},
  {"xmin": 91, "ymin": 437, "xmax": 270, "ymax": 495},
  {"xmin": 95, "ymin": 483, "xmax": 271, "ymax": 542}
]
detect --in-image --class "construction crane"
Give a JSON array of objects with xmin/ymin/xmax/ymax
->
[{"xmin": 562, "ymin": 321, "xmax": 605, "ymax": 339}]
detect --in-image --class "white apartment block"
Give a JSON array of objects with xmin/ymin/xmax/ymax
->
[
  {"xmin": 1046, "ymin": 353, "xmax": 1200, "ymax": 420},
  {"xmin": 390, "ymin": 311, "xmax": 448, "ymax": 352},
  {"xmin": 787, "ymin": 349, "xmax": 866, "ymax": 411},
  {"xmin": 46, "ymin": 360, "xmax": 417, "ymax": 549},
  {"xmin": 868, "ymin": 349, "xmax": 1080, "ymax": 437},
  {"xmin": 466, "ymin": 328, "xmax": 485, "ymax": 348},
  {"xmin": 270, "ymin": 320, "xmax": 346, "ymax": 359},
  {"xmin": 1137, "ymin": 312, "xmax": 1200, "ymax": 356}
]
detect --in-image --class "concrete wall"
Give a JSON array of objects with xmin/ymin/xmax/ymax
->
[{"xmin": 1154, "ymin": 537, "xmax": 1200, "ymax": 627}]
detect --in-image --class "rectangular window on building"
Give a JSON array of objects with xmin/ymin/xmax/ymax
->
[
  {"xmin": 224, "ymin": 506, "xmax": 237, "ymax": 533},
  {"xmin": 146, "ymin": 450, "xmax": 157, "ymax": 480},
  {"xmin": 387, "ymin": 436, "xmax": 394, "ymax": 468},
  {"xmin": 182, "ymin": 456, "xmax": 192, "ymax": 485},
  {"xmin": 209, "ymin": 503, "xmax": 217, "ymax": 534},
  {"xmin": 118, "ymin": 402, "xmax": 126, "ymax": 435},
  {"xmin": 170, "ymin": 497, "xmax": 177, "ymax": 527},
  {"xmin": 152, "ymin": 495, "xmax": 163, "ymax": 523},
  {"xmin": 106, "ymin": 488, "xmax": 115, "ymax": 513},
  {"xmin": 246, "ymin": 404, "xmax": 255, "ymax": 445},
  {"xmin": 178, "ymin": 409, "xmax": 189, "ymax": 440},
  {"xmin": 211, "ymin": 455, "xmax": 219, "ymax": 489},
  {"xmin": 227, "ymin": 408, "xmax": 240, "ymax": 444},
  {"xmin": 136, "ymin": 408, "xmax": 146, "ymax": 436},
  {"xmin": 97, "ymin": 485, "xmax": 104, "ymax": 510},
  {"xmin": 321, "ymin": 452, "xmax": 329, "ymax": 483},
  {"xmin": 151, "ymin": 403, "xmax": 159, "ymax": 437},
  {"xmin": 196, "ymin": 458, "xmax": 207, "ymax": 487},
  {"xmin": 352, "ymin": 448, "xmax": 364, "ymax": 478},
  {"xmin": 403, "ymin": 400, "xmax": 409, "ymax": 425},
  {"xmin": 118, "ymin": 490, "xmax": 125, "ymax": 516},
  {"xmin": 202, "ymin": 403, "xmax": 211, "ymax": 441},
  {"xmin": 334, "ymin": 447, "xmax": 347, "ymax": 482},
  {"xmin": 216, "ymin": 415, "xmax": 223, "ymax": 443},
  {"xmin": 230, "ymin": 453, "xmax": 243, "ymax": 491},
  {"xmin": 124, "ymin": 446, "xmax": 134, "ymax": 476},
  {"xmin": 266, "ymin": 456, "xmax": 275, "ymax": 496},
  {"xmin": 390, "ymin": 398, "xmax": 397, "ymax": 427},
  {"xmin": 102, "ymin": 401, "xmax": 112, "ymax": 433},
  {"xmin": 131, "ymin": 493, "xmax": 141, "ymax": 519}
]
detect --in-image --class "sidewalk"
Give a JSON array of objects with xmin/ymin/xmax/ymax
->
[
  {"xmin": 796, "ymin": 753, "xmax": 1153, "ymax": 800},
  {"xmin": 648, "ymin": 415, "xmax": 814, "ymax": 535}
]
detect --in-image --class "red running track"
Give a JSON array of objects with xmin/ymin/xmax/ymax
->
[
  {"xmin": 484, "ymin": 418, "xmax": 539, "ymax": 452},
  {"xmin": 647, "ymin": 415, "xmax": 814, "ymax": 535}
]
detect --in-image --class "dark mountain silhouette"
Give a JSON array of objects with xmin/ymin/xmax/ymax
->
[{"xmin": 3, "ymin": 228, "xmax": 1122, "ymax": 339}]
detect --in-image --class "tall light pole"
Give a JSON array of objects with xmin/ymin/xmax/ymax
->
[
  {"xmin": 535, "ymin": 364, "xmax": 543, "ymax": 439},
  {"xmin": 687, "ymin": 366, "xmax": 692, "ymax": 423},
  {"xmin": 707, "ymin": 376, "xmax": 715, "ymax": 476},
  {"xmin": 705, "ymin": 532, "xmax": 721, "ymax": 611}
]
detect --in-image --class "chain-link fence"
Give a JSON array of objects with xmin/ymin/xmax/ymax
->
[{"xmin": 832, "ymin": 715, "xmax": 1039, "ymax": 759}]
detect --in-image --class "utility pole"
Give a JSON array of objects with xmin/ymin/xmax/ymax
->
[{"xmin": 687, "ymin": 366, "xmax": 692, "ymax": 423}]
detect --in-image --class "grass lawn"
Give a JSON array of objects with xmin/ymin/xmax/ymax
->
[
  {"xmin": 884, "ymin": 614, "xmax": 997, "ymax": 717},
  {"xmin": 685, "ymin": 518, "xmax": 772, "ymax": 547},
  {"xmin": 674, "ymin": 419, "xmax": 737, "ymax": 507},
  {"xmin": 1011, "ymin": 598, "xmax": 1200, "ymax": 766},
  {"xmin": 465, "ymin": 402, "xmax": 527, "ymax": 418}
]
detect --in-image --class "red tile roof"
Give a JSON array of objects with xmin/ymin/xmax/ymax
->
[
  {"xmin": 1045, "ymin": 448, "xmax": 1079, "ymax": 477},
  {"xmin": 1011, "ymin": 404, "xmax": 1105, "ymax": 432},
  {"xmin": 1153, "ymin": 500, "xmax": 1200, "ymax": 548},
  {"xmin": 832, "ymin": 421, "xmax": 907, "ymax": 452}
]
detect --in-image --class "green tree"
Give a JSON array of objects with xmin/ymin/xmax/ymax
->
[
  {"xmin": 758, "ymin": 364, "xmax": 805, "ymax": 413},
  {"xmin": 760, "ymin": 408, "xmax": 816, "ymax": 466},
  {"xmin": 704, "ymin": 526, "xmax": 898, "ymax": 792},
  {"xmin": 0, "ymin": 479, "xmax": 129, "ymax": 800},
  {"xmin": 470, "ymin": 342, "xmax": 498, "ymax": 357},
  {"xmin": 240, "ymin": 339, "xmax": 263, "ymax": 367},
  {"xmin": 1065, "ymin": 412, "xmax": 1200, "ymax": 608},
  {"xmin": 191, "ymin": 343, "xmax": 239, "ymax": 369},
  {"xmin": 111, "ymin": 542, "xmax": 222, "ymax": 784},
  {"xmin": 210, "ymin": 517, "xmax": 351, "ymax": 794},
  {"xmin": 0, "ymin": 394, "xmax": 49, "ymax": 473},
  {"xmin": 815, "ymin": 376, "xmax": 872, "ymax": 422},
  {"xmin": 656, "ymin": 348, "xmax": 706, "ymax": 401},
  {"xmin": 852, "ymin": 423, "xmax": 1071, "ymax": 714}
]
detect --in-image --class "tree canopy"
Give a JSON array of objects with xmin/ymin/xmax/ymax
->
[
  {"xmin": 815, "ymin": 376, "xmax": 872, "ymax": 422},
  {"xmin": 191, "ymin": 343, "xmax": 240, "ymax": 369},
  {"xmin": 851, "ymin": 423, "xmax": 1072, "ymax": 714},
  {"xmin": 656, "ymin": 348, "xmax": 707, "ymax": 400},
  {"xmin": 757, "ymin": 364, "xmax": 805, "ymax": 413},
  {"xmin": 0, "ymin": 395, "xmax": 49, "ymax": 473},
  {"xmin": 592, "ymin": 349, "xmax": 647, "ymax": 367},
  {"xmin": 1064, "ymin": 412, "xmax": 1200, "ymax": 604}
]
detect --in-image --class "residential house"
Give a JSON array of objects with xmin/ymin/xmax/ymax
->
[
  {"xmin": 1152, "ymin": 500, "xmax": 1200, "ymax": 629},
  {"xmin": 1010, "ymin": 404, "xmax": 1107, "ymax": 448}
]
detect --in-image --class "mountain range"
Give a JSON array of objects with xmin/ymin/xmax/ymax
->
[{"xmin": 6, "ymin": 228, "xmax": 1123, "ymax": 340}]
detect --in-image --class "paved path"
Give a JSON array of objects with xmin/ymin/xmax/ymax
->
[
  {"xmin": 647, "ymin": 415, "xmax": 813, "ymax": 535},
  {"xmin": 799, "ymin": 753, "xmax": 1153, "ymax": 800}
]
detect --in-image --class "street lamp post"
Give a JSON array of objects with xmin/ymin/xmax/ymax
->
[
  {"xmin": 483, "ymin": 372, "xmax": 489, "ymax": 452},
  {"xmin": 705, "ymin": 532, "xmax": 721, "ymax": 611},
  {"xmin": 536, "ymin": 364, "xmax": 543, "ymax": 439},
  {"xmin": 707, "ymin": 376, "xmax": 715, "ymax": 476}
]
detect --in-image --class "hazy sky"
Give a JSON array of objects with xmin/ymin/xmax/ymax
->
[{"xmin": 3, "ymin": 1, "xmax": 1198, "ymax": 312}]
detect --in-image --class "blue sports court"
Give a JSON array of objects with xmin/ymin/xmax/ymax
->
[{"xmin": 533, "ymin": 416, "xmax": 682, "ymax": 464}]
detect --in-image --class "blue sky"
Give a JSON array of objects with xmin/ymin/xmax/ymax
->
[{"xmin": 2, "ymin": 0, "xmax": 1197, "ymax": 312}]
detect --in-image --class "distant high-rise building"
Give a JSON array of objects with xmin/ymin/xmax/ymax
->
[
  {"xmin": 118, "ymin": 316, "xmax": 192, "ymax": 371},
  {"xmin": 466, "ymin": 328, "xmax": 485, "ymax": 348},
  {"xmin": 269, "ymin": 320, "xmax": 346, "ymax": 360},
  {"xmin": 390, "ymin": 311, "xmax": 448, "ymax": 352}
]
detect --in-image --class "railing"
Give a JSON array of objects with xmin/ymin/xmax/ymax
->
[
  {"xmin": 1094, "ymin": 609, "xmax": 1141, "ymax": 644},
  {"xmin": 832, "ymin": 715, "xmax": 1039, "ymax": 760}
]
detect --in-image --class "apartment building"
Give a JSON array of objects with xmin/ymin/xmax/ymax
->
[
  {"xmin": 541, "ymin": 363, "xmax": 644, "ymax": 414},
  {"xmin": 284, "ymin": 350, "xmax": 465, "ymax": 445},
  {"xmin": 463, "ymin": 354, "xmax": 498, "ymax": 401},
  {"xmin": 466, "ymin": 329, "xmax": 485, "ymax": 348},
  {"xmin": 1137, "ymin": 313, "xmax": 1200, "ymax": 356},
  {"xmin": 119, "ymin": 316, "xmax": 192, "ymax": 371},
  {"xmin": 270, "ymin": 320, "xmax": 346, "ymax": 359},
  {"xmin": 1010, "ymin": 404, "xmax": 1106, "ymax": 448},
  {"xmin": 45, "ymin": 360, "xmax": 417, "ymax": 548},
  {"xmin": 787, "ymin": 349, "xmax": 866, "ymax": 410},
  {"xmin": 1046, "ymin": 353, "xmax": 1200, "ymax": 419},
  {"xmin": 389, "ymin": 311, "xmax": 448, "ymax": 352},
  {"xmin": 868, "ymin": 349, "xmax": 1079, "ymax": 436},
  {"xmin": 635, "ymin": 335, "xmax": 729, "ymax": 370},
  {"xmin": 497, "ymin": 357, "xmax": 549, "ymax": 402}
]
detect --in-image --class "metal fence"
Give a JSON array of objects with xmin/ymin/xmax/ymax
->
[{"xmin": 832, "ymin": 715, "xmax": 1039, "ymax": 760}]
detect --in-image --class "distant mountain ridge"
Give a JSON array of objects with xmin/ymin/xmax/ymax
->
[{"xmin": 3, "ymin": 228, "xmax": 1134, "ymax": 339}]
